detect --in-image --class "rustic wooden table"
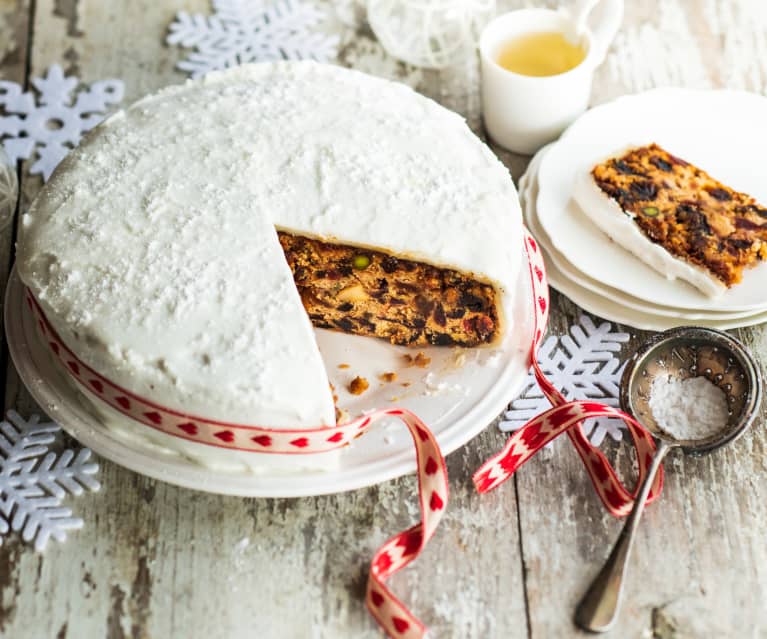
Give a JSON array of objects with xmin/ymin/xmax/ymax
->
[{"xmin": 1, "ymin": 1, "xmax": 765, "ymax": 637}]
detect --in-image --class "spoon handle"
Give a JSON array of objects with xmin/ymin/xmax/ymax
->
[{"xmin": 574, "ymin": 440, "xmax": 671, "ymax": 633}]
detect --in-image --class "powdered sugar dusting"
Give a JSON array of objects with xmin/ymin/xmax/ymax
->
[
  {"xmin": 649, "ymin": 374, "xmax": 729, "ymax": 441},
  {"xmin": 422, "ymin": 372, "xmax": 466, "ymax": 397}
]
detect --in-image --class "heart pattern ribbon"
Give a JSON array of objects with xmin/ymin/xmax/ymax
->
[
  {"xmin": 366, "ymin": 412, "xmax": 448, "ymax": 639},
  {"xmin": 473, "ymin": 231, "xmax": 664, "ymax": 516},
  {"xmin": 26, "ymin": 288, "xmax": 449, "ymax": 639},
  {"xmin": 25, "ymin": 226, "xmax": 661, "ymax": 639}
]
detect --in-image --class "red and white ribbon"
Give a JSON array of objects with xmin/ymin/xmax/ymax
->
[
  {"xmin": 26, "ymin": 289, "xmax": 449, "ymax": 639},
  {"xmin": 473, "ymin": 231, "xmax": 663, "ymax": 516},
  {"xmin": 25, "ymin": 226, "xmax": 661, "ymax": 638},
  {"xmin": 366, "ymin": 414, "xmax": 448, "ymax": 639}
]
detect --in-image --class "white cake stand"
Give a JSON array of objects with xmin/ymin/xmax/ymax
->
[{"xmin": 5, "ymin": 259, "xmax": 534, "ymax": 497}]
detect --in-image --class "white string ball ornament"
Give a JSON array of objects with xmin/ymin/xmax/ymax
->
[{"xmin": 367, "ymin": 0, "xmax": 496, "ymax": 69}]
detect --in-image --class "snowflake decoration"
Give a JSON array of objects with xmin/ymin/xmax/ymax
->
[
  {"xmin": 167, "ymin": 0, "xmax": 340, "ymax": 79},
  {"xmin": 501, "ymin": 316, "xmax": 631, "ymax": 446},
  {"xmin": 0, "ymin": 64, "xmax": 124, "ymax": 181},
  {"xmin": 0, "ymin": 411, "xmax": 100, "ymax": 551}
]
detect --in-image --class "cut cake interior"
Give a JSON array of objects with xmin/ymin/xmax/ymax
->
[{"xmin": 278, "ymin": 232, "xmax": 500, "ymax": 347}]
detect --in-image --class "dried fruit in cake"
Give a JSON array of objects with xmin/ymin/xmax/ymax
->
[
  {"xmin": 278, "ymin": 232, "xmax": 501, "ymax": 347},
  {"xmin": 574, "ymin": 143, "xmax": 767, "ymax": 297}
]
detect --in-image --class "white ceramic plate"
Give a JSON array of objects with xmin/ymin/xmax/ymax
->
[
  {"xmin": 522, "ymin": 152, "xmax": 767, "ymax": 331},
  {"xmin": 536, "ymin": 88, "xmax": 767, "ymax": 312},
  {"xmin": 6, "ymin": 263, "xmax": 534, "ymax": 497},
  {"xmin": 525, "ymin": 148, "xmax": 765, "ymax": 322}
]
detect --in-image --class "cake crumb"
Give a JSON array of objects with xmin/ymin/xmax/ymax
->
[
  {"xmin": 404, "ymin": 352, "xmax": 431, "ymax": 368},
  {"xmin": 349, "ymin": 376, "xmax": 369, "ymax": 395},
  {"xmin": 414, "ymin": 352, "xmax": 431, "ymax": 368},
  {"xmin": 338, "ymin": 363, "xmax": 350, "ymax": 369},
  {"xmin": 401, "ymin": 382, "xmax": 411, "ymax": 387},
  {"xmin": 379, "ymin": 372, "xmax": 397, "ymax": 383}
]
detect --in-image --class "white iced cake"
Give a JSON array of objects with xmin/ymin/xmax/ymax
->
[{"xmin": 17, "ymin": 62, "xmax": 523, "ymax": 471}]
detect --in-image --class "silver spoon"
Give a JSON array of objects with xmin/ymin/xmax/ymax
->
[{"xmin": 575, "ymin": 326, "xmax": 762, "ymax": 633}]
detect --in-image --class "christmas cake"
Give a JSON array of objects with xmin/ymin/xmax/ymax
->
[
  {"xmin": 574, "ymin": 143, "xmax": 767, "ymax": 297},
  {"xmin": 17, "ymin": 62, "xmax": 523, "ymax": 470}
]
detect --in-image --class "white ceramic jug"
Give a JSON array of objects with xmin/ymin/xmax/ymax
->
[{"xmin": 480, "ymin": 0, "xmax": 623, "ymax": 154}]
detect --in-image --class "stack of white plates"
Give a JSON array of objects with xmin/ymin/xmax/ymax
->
[{"xmin": 519, "ymin": 88, "xmax": 767, "ymax": 331}]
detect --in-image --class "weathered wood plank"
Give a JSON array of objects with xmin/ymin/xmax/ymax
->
[
  {"xmin": 0, "ymin": 0, "xmax": 30, "ymax": 83},
  {"xmin": 0, "ymin": 0, "xmax": 28, "ymax": 397},
  {"xmin": 512, "ymin": 1, "xmax": 767, "ymax": 637},
  {"xmin": 0, "ymin": 2, "xmax": 529, "ymax": 638},
  {"xmin": 0, "ymin": 2, "xmax": 32, "ymax": 636}
]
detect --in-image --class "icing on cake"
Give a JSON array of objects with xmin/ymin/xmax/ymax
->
[{"xmin": 17, "ymin": 62, "xmax": 522, "ymax": 457}]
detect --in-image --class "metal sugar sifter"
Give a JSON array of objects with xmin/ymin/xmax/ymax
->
[{"xmin": 575, "ymin": 326, "xmax": 763, "ymax": 633}]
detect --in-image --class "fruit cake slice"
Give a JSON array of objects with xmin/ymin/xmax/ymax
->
[
  {"xmin": 574, "ymin": 143, "xmax": 767, "ymax": 297},
  {"xmin": 278, "ymin": 232, "xmax": 500, "ymax": 347}
]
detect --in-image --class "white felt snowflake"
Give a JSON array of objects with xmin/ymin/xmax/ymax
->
[
  {"xmin": 167, "ymin": 0, "xmax": 340, "ymax": 79},
  {"xmin": 0, "ymin": 411, "xmax": 100, "ymax": 551},
  {"xmin": 0, "ymin": 64, "xmax": 124, "ymax": 181},
  {"xmin": 501, "ymin": 316, "xmax": 631, "ymax": 446}
]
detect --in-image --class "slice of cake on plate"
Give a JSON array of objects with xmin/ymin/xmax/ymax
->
[
  {"xmin": 574, "ymin": 143, "xmax": 767, "ymax": 297},
  {"xmin": 17, "ymin": 62, "xmax": 523, "ymax": 472}
]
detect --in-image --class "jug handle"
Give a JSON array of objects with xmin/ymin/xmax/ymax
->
[{"xmin": 568, "ymin": 0, "xmax": 624, "ymax": 65}]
